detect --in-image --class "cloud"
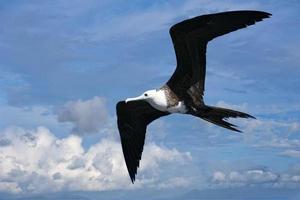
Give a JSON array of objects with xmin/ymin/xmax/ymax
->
[
  {"xmin": 85, "ymin": 0, "xmax": 261, "ymax": 42},
  {"xmin": 212, "ymin": 171, "xmax": 226, "ymax": 183},
  {"xmin": 240, "ymin": 118, "xmax": 300, "ymax": 148},
  {"xmin": 156, "ymin": 177, "xmax": 190, "ymax": 189},
  {"xmin": 211, "ymin": 169, "xmax": 300, "ymax": 188},
  {"xmin": 211, "ymin": 102, "xmax": 300, "ymax": 150},
  {"xmin": 56, "ymin": 97, "xmax": 109, "ymax": 135},
  {"xmin": 229, "ymin": 170, "xmax": 278, "ymax": 184},
  {"xmin": 279, "ymin": 150, "xmax": 300, "ymax": 158},
  {"xmin": 215, "ymin": 100, "xmax": 300, "ymax": 120},
  {"xmin": 257, "ymin": 138, "xmax": 300, "ymax": 149},
  {"xmin": 0, "ymin": 0, "xmax": 299, "ymax": 197},
  {"xmin": 0, "ymin": 0, "xmax": 269, "ymax": 106},
  {"xmin": 0, "ymin": 104, "xmax": 58, "ymax": 130},
  {"xmin": 0, "ymin": 126, "xmax": 191, "ymax": 194}
]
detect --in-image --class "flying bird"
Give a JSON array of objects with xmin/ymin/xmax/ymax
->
[{"xmin": 116, "ymin": 10, "xmax": 271, "ymax": 183}]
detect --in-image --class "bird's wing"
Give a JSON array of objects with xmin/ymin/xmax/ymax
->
[
  {"xmin": 166, "ymin": 10, "xmax": 271, "ymax": 106},
  {"xmin": 116, "ymin": 101, "xmax": 169, "ymax": 183}
]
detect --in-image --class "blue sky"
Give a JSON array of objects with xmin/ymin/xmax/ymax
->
[{"xmin": 0, "ymin": 0, "xmax": 300, "ymax": 199}]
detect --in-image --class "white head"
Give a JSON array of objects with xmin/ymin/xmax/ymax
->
[{"xmin": 125, "ymin": 89, "xmax": 157, "ymax": 103}]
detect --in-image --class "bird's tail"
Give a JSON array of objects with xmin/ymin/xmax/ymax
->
[{"xmin": 195, "ymin": 105, "xmax": 255, "ymax": 132}]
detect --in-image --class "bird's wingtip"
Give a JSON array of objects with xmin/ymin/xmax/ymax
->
[
  {"xmin": 258, "ymin": 11, "xmax": 272, "ymax": 19},
  {"xmin": 246, "ymin": 114, "xmax": 256, "ymax": 119},
  {"xmin": 263, "ymin": 11, "xmax": 272, "ymax": 18},
  {"xmin": 130, "ymin": 174, "xmax": 136, "ymax": 184},
  {"xmin": 230, "ymin": 126, "xmax": 242, "ymax": 133}
]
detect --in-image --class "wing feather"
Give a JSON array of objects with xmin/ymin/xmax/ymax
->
[
  {"xmin": 116, "ymin": 101, "xmax": 169, "ymax": 183},
  {"xmin": 167, "ymin": 10, "xmax": 271, "ymax": 106}
]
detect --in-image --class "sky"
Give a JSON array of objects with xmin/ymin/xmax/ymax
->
[{"xmin": 0, "ymin": 0, "xmax": 299, "ymax": 199}]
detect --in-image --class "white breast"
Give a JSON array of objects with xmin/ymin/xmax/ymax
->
[{"xmin": 147, "ymin": 90, "xmax": 168, "ymax": 111}]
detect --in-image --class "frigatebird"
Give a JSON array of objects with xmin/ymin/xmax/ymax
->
[{"xmin": 116, "ymin": 10, "xmax": 271, "ymax": 183}]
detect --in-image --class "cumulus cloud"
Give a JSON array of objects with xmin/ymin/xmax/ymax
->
[
  {"xmin": 56, "ymin": 97, "xmax": 109, "ymax": 135},
  {"xmin": 0, "ymin": 126, "xmax": 191, "ymax": 194}
]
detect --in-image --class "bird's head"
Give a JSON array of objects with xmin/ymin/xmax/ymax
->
[{"xmin": 125, "ymin": 89, "xmax": 157, "ymax": 103}]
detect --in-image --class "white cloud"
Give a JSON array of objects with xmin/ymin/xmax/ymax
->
[
  {"xmin": 229, "ymin": 170, "xmax": 278, "ymax": 184},
  {"xmin": 210, "ymin": 169, "xmax": 300, "ymax": 188},
  {"xmin": 56, "ymin": 97, "xmax": 109, "ymax": 135},
  {"xmin": 289, "ymin": 122, "xmax": 300, "ymax": 132},
  {"xmin": 244, "ymin": 119, "xmax": 300, "ymax": 134},
  {"xmin": 211, "ymin": 103, "xmax": 300, "ymax": 150},
  {"xmin": 279, "ymin": 150, "xmax": 300, "ymax": 158},
  {"xmin": 157, "ymin": 177, "xmax": 190, "ymax": 189},
  {"xmin": 212, "ymin": 171, "xmax": 226, "ymax": 183},
  {"xmin": 0, "ymin": 182, "xmax": 21, "ymax": 194},
  {"xmin": 240, "ymin": 118, "xmax": 300, "ymax": 150},
  {"xmin": 141, "ymin": 143, "xmax": 191, "ymax": 170},
  {"xmin": 0, "ymin": 126, "xmax": 191, "ymax": 194},
  {"xmin": 258, "ymin": 138, "xmax": 300, "ymax": 149}
]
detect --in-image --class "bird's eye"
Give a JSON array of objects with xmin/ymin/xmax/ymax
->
[{"xmin": 144, "ymin": 93, "xmax": 148, "ymax": 97}]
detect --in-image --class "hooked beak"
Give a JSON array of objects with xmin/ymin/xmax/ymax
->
[{"xmin": 125, "ymin": 95, "xmax": 145, "ymax": 103}]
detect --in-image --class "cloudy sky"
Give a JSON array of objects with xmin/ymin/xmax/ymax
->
[{"xmin": 0, "ymin": 0, "xmax": 299, "ymax": 199}]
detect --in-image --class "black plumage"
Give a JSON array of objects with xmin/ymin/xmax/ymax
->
[
  {"xmin": 116, "ymin": 10, "xmax": 271, "ymax": 183},
  {"xmin": 167, "ymin": 10, "xmax": 271, "ymax": 107},
  {"xmin": 116, "ymin": 101, "xmax": 169, "ymax": 183}
]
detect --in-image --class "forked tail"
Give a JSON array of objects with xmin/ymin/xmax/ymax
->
[{"xmin": 196, "ymin": 105, "xmax": 255, "ymax": 132}]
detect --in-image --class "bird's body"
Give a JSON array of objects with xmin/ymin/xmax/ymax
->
[
  {"xmin": 126, "ymin": 86, "xmax": 187, "ymax": 113},
  {"xmin": 116, "ymin": 10, "xmax": 271, "ymax": 183}
]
